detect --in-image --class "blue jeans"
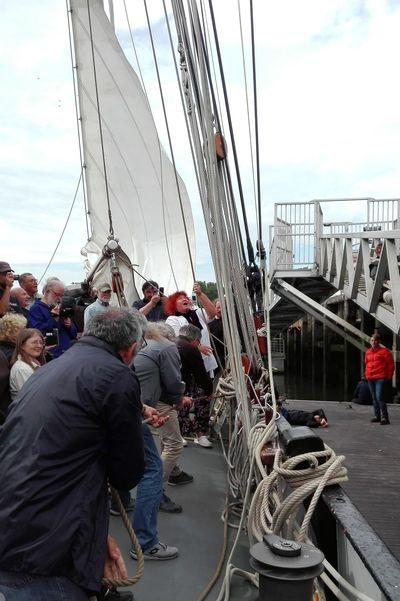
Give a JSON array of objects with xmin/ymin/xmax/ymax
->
[
  {"xmin": 367, "ymin": 378, "xmax": 388, "ymax": 420},
  {"xmin": 131, "ymin": 424, "xmax": 163, "ymax": 551},
  {"xmin": 0, "ymin": 570, "xmax": 88, "ymax": 600}
]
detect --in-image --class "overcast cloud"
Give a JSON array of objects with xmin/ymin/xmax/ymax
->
[{"xmin": 1, "ymin": 0, "xmax": 400, "ymax": 286}]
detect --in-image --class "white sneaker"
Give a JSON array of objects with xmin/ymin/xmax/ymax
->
[
  {"xmin": 130, "ymin": 541, "xmax": 178, "ymax": 561},
  {"xmin": 195, "ymin": 435, "xmax": 213, "ymax": 448},
  {"xmin": 181, "ymin": 437, "xmax": 188, "ymax": 447}
]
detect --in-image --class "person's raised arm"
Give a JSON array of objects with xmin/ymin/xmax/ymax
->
[
  {"xmin": 193, "ymin": 282, "xmax": 217, "ymax": 320},
  {"xmin": 137, "ymin": 294, "xmax": 162, "ymax": 316}
]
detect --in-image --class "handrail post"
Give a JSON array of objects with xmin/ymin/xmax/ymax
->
[{"xmin": 314, "ymin": 201, "xmax": 322, "ymax": 273}]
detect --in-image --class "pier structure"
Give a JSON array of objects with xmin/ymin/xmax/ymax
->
[{"xmin": 269, "ymin": 198, "xmax": 400, "ymax": 385}]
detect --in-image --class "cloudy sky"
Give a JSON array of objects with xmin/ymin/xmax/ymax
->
[{"xmin": 1, "ymin": 0, "xmax": 400, "ymax": 287}]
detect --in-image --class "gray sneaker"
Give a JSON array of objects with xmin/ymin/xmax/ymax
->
[{"xmin": 130, "ymin": 541, "xmax": 178, "ymax": 561}]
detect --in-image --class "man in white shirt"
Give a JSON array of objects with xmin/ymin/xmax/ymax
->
[{"xmin": 84, "ymin": 283, "xmax": 112, "ymax": 329}]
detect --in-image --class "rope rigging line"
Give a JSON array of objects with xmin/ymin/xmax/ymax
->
[
  {"xmin": 38, "ymin": 173, "xmax": 83, "ymax": 285},
  {"xmin": 121, "ymin": 0, "xmax": 179, "ymax": 290},
  {"xmin": 122, "ymin": 0, "xmax": 150, "ymax": 104},
  {"xmin": 172, "ymin": 0, "xmax": 263, "ymax": 450},
  {"xmin": 207, "ymin": 0, "xmax": 256, "ymax": 267},
  {"xmin": 66, "ymin": 0, "xmax": 90, "ymax": 242},
  {"xmin": 193, "ymin": 2, "xmax": 248, "ymax": 263},
  {"xmin": 162, "ymin": 0, "xmax": 203, "ymax": 196},
  {"xmin": 85, "ymin": 0, "xmax": 114, "ymax": 237},
  {"xmin": 236, "ymin": 0, "xmax": 258, "ymax": 237},
  {"xmin": 143, "ymin": 0, "xmax": 196, "ymax": 282},
  {"xmin": 249, "ymin": 0, "xmax": 262, "ymax": 246}
]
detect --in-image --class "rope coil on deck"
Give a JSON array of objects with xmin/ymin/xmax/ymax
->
[{"xmin": 249, "ymin": 445, "xmax": 348, "ymax": 543}]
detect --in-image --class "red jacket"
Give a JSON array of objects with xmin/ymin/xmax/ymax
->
[{"xmin": 365, "ymin": 345, "xmax": 394, "ymax": 380}]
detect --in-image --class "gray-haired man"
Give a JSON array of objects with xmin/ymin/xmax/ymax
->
[
  {"xmin": 133, "ymin": 322, "xmax": 193, "ymax": 514},
  {"xmin": 84, "ymin": 282, "xmax": 112, "ymax": 328},
  {"xmin": 0, "ymin": 308, "xmax": 149, "ymax": 600}
]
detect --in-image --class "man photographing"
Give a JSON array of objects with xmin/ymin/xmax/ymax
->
[
  {"xmin": 132, "ymin": 279, "xmax": 166, "ymax": 322},
  {"xmin": 0, "ymin": 308, "xmax": 150, "ymax": 600}
]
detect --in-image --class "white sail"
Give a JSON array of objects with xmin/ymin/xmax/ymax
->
[{"xmin": 70, "ymin": 0, "xmax": 195, "ymax": 302}]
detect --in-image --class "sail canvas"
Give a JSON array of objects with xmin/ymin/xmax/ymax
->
[{"xmin": 70, "ymin": 0, "xmax": 195, "ymax": 301}]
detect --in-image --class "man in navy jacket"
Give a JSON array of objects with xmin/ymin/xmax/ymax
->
[
  {"xmin": 0, "ymin": 308, "xmax": 147, "ymax": 600},
  {"xmin": 28, "ymin": 279, "xmax": 77, "ymax": 358}
]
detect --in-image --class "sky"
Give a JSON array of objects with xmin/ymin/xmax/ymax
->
[{"xmin": 1, "ymin": 0, "xmax": 400, "ymax": 287}]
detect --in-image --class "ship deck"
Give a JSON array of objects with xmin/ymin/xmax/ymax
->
[
  {"xmin": 295, "ymin": 399, "xmax": 400, "ymax": 564},
  {"xmin": 110, "ymin": 401, "xmax": 400, "ymax": 601},
  {"xmin": 110, "ymin": 438, "xmax": 255, "ymax": 601}
]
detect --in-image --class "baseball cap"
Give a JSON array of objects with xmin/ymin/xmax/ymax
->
[
  {"xmin": 142, "ymin": 280, "xmax": 158, "ymax": 292},
  {"xmin": 0, "ymin": 261, "xmax": 13, "ymax": 273},
  {"xmin": 97, "ymin": 282, "xmax": 112, "ymax": 292}
]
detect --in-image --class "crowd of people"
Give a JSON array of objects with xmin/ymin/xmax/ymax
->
[
  {"xmin": 0, "ymin": 260, "xmax": 226, "ymax": 600},
  {"xmin": 0, "ymin": 257, "xmax": 395, "ymax": 600}
]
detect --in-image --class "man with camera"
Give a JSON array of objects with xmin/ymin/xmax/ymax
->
[
  {"xmin": 84, "ymin": 282, "xmax": 112, "ymax": 328},
  {"xmin": 132, "ymin": 280, "xmax": 166, "ymax": 322},
  {"xmin": 28, "ymin": 279, "xmax": 77, "ymax": 359},
  {"xmin": 0, "ymin": 261, "xmax": 16, "ymax": 317}
]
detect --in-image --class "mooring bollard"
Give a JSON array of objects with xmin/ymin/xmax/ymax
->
[{"xmin": 249, "ymin": 534, "xmax": 324, "ymax": 601}]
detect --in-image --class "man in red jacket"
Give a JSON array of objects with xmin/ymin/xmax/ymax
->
[{"xmin": 365, "ymin": 333, "xmax": 394, "ymax": 425}]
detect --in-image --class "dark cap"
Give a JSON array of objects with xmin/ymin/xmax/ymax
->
[
  {"xmin": 142, "ymin": 280, "xmax": 158, "ymax": 293},
  {"xmin": 0, "ymin": 261, "xmax": 13, "ymax": 273}
]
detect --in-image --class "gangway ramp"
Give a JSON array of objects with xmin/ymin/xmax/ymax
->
[{"xmin": 269, "ymin": 198, "xmax": 400, "ymax": 340}]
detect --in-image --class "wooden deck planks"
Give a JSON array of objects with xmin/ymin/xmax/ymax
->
[{"xmin": 287, "ymin": 399, "xmax": 400, "ymax": 562}]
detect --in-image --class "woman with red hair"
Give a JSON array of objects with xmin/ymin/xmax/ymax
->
[{"xmin": 165, "ymin": 283, "xmax": 218, "ymax": 375}]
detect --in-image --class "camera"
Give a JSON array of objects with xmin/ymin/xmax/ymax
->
[
  {"xmin": 13, "ymin": 274, "xmax": 20, "ymax": 281},
  {"xmin": 59, "ymin": 296, "xmax": 76, "ymax": 319},
  {"xmin": 44, "ymin": 329, "xmax": 59, "ymax": 347}
]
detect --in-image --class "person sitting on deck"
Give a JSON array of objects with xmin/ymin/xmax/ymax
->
[
  {"xmin": 84, "ymin": 282, "xmax": 112, "ymax": 328},
  {"xmin": 18, "ymin": 272, "xmax": 40, "ymax": 308},
  {"xmin": 132, "ymin": 279, "xmax": 166, "ymax": 322},
  {"xmin": 28, "ymin": 279, "xmax": 77, "ymax": 358},
  {"xmin": 176, "ymin": 324, "xmax": 214, "ymax": 448},
  {"xmin": 0, "ymin": 308, "xmax": 148, "ymax": 601},
  {"xmin": 165, "ymin": 282, "xmax": 218, "ymax": 376},
  {"xmin": 0, "ymin": 261, "xmax": 15, "ymax": 317},
  {"xmin": 9, "ymin": 286, "xmax": 30, "ymax": 318}
]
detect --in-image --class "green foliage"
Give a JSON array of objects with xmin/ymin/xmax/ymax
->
[{"xmin": 198, "ymin": 281, "xmax": 218, "ymax": 301}]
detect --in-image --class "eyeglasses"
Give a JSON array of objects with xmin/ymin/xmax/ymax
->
[{"xmin": 140, "ymin": 336, "xmax": 147, "ymax": 349}]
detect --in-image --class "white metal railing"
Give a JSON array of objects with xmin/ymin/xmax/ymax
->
[
  {"xmin": 270, "ymin": 202, "xmax": 317, "ymax": 270},
  {"xmin": 270, "ymin": 197, "xmax": 400, "ymax": 273},
  {"xmin": 269, "ymin": 197, "xmax": 400, "ymax": 333}
]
